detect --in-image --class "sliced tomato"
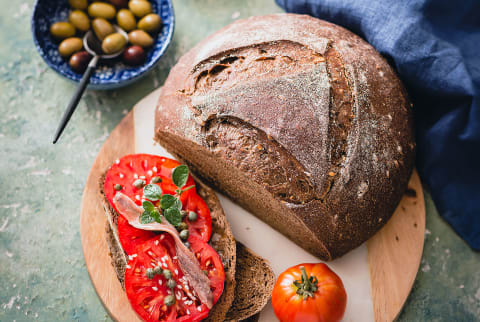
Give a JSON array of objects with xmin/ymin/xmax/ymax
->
[
  {"xmin": 125, "ymin": 235, "xmax": 225, "ymax": 322},
  {"xmin": 104, "ymin": 154, "xmax": 212, "ymax": 254},
  {"xmin": 117, "ymin": 215, "xmax": 156, "ymax": 255}
]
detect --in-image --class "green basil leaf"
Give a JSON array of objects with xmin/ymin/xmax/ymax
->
[
  {"xmin": 151, "ymin": 209, "xmax": 162, "ymax": 223},
  {"xmin": 172, "ymin": 165, "xmax": 189, "ymax": 189},
  {"xmin": 142, "ymin": 200, "xmax": 155, "ymax": 213},
  {"xmin": 164, "ymin": 207, "xmax": 182, "ymax": 227},
  {"xmin": 140, "ymin": 212, "xmax": 155, "ymax": 224},
  {"xmin": 160, "ymin": 194, "xmax": 177, "ymax": 209},
  {"xmin": 143, "ymin": 184, "xmax": 162, "ymax": 201}
]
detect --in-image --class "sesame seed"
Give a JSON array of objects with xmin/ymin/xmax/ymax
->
[
  {"xmin": 167, "ymin": 290, "xmax": 172, "ymax": 295},
  {"xmin": 147, "ymin": 170, "xmax": 153, "ymax": 176},
  {"xmin": 134, "ymin": 173, "xmax": 138, "ymax": 179},
  {"xmin": 160, "ymin": 235, "xmax": 164, "ymax": 240},
  {"xmin": 174, "ymin": 269, "xmax": 178, "ymax": 275},
  {"xmin": 132, "ymin": 254, "xmax": 137, "ymax": 258},
  {"xmin": 177, "ymin": 285, "xmax": 181, "ymax": 289},
  {"xmin": 148, "ymin": 251, "xmax": 153, "ymax": 256},
  {"xmin": 135, "ymin": 195, "xmax": 140, "ymax": 200},
  {"xmin": 140, "ymin": 175, "xmax": 146, "ymax": 179},
  {"xmin": 151, "ymin": 263, "xmax": 156, "ymax": 267},
  {"xmin": 172, "ymin": 256, "xmax": 177, "ymax": 260},
  {"xmin": 159, "ymin": 280, "xmax": 162, "ymax": 285},
  {"xmin": 185, "ymin": 285, "xmax": 189, "ymax": 290},
  {"xmin": 126, "ymin": 265, "xmax": 131, "ymax": 269},
  {"xmin": 119, "ymin": 173, "xmax": 124, "ymax": 178},
  {"xmin": 163, "ymin": 263, "xmax": 168, "ymax": 268},
  {"xmin": 182, "ymin": 297, "xmax": 187, "ymax": 301},
  {"xmin": 152, "ymin": 286, "xmax": 158, "ymax": 291},
  {"xmin": 176, "ymin": 293, "xmax": 181, "ymax": 300},
  {"xmin": 115, "ymin": 159, "xmax": 120, "ymax": 164},
  {"xmin": 153, "ymin": 167, "xmax": 158, "ymax": 172},
  {"xmin": 154, "ymin": 240, "xmax": 159, "ymax": 246},
  {"xmin": 187, "ymin": 309, "xmax": 190, "ymax": 314},
  {"xmin": 197, "ymin": 306, "xmax": 202, "ymax": 312}
]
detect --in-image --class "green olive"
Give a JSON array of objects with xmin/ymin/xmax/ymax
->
[
  {"xmin": 138, "ymin": 13, "xmax": 162, "ymax": 33},
  {"xmin": 58, "ymin": 37, "xmax": 83, "ymax": 57},
  {"xmin": 88, "ymin": 2, "xmax": 116, "ymax": 20},
  {"xmin": 128, "ymin": 0, "xmax": 152, "ymax": 18},
  {"xmin": 116, "ymin": 9, "xmax": 136, "ymax": 32},
  {"xmin": 92, "ymin": 18, "xmax": 115, "ymax": 41},
  {"xmin": 50, "ymin": 22, "xmax": 76, "ymax": 40},
  {"xmin": 68, "ymin": 0, "xmax": 88, "ymax": 10},
  {"xmin": 69, "ymin": 10, "xmax": 90, "ymax": 32},
  {"xmin": 128, "ymin": 29, "xmax": 153, "ymax": 48},
  {"xmin": 102, "ymin": 33, "xmax": 127, "ymax": 54},
  {"xmin": 164, "ymin": 295, "xmax": 175, "ymax": 307}
]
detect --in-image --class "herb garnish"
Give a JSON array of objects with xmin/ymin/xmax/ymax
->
[{"xmin": 140, "ymin": 164, "xmax": 195, "ymax": 227}]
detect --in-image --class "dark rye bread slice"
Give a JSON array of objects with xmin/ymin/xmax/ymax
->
[
  {"xmin": 154, "ymin": 13, "xmax": 415, "ymax": 260},
  {"xmin": 100, "ymin": 174, "xmax": 273, "ymax": 321}
]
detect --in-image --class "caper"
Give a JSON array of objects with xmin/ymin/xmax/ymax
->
[
  {"xmin": 128, "ymin": 0, "xmax": 152, "ymax": 18},
  {"xmin": 162, "ymin": 269, "xmax": 172, "ymax": 279},
  {"xmin": 179, "ymin": 229, "xmax": 189, "ymax": 241},
  {"xmin": 68, "ymin": 0, "xmax": 88, "ymax": 10},
  {"xmin": 69, "ymin": 51, "xmax": 91, "ymax": 73},
  {"xmin": 116, "ymin": 9, "xmax": 136, "ymax": 32},
  {"xmin": 180, "ymin": 210, "xmax": 187, "ymax": 218},
  {"xmin": 128, "ymin": 29, "xmax": 153, "ymax": 48},
  {"xmin": 177, "ymin": 222, "xmax": 188, "ymax": 231},
  {"xmin": 164, "ymin": 295, "xmax": 175, "ymax": 307},
  {"xmin": 146, "ymin": 268, "xmax": 154, "ymax": 280},
  {"xmin": 167, "ymin": 278, "xmax": 176, "ymax": 289},
  {"xmin": 132, "ymin": 178, "xmax": 146, "ymax": 189},
  {"xmin": 92, "ymin": 18, "xmax": 115, "ymax": 41},
  {"xmin": 50, "ymin": 22, "xmax": 76, "ymax": 40},
  {"xmin": 151, "ymin": 176, "xmax": 162, "ymax": 184},
  {"xmin": 88, "ymin": 2, "xmax": 116, "ymax": 20},
  {"xmin": 68, "ymin": 10, "xmax": 90, "ymax": 33},
  {"xmin": 114, "ymin": 183, "xmax": 122, "ymax": 191},
  {"xmin": 188, "ymin": 211, "xmax": 197, "ymax": 222},
  {"xmin": 58, "ymin": 37, "xmax": 83, "ymax": 57},
  {"xmin": 138, "ymin": 13, "xmax": 162, "ymax": 33},
  {"xmin": 153, "ymin": 265, "xmax": 162, "ymax": 275}
]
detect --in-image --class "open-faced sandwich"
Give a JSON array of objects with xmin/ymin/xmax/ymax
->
[{"xmin": 100, "ymin": 154, "xmax": 275, "ymax": 321}]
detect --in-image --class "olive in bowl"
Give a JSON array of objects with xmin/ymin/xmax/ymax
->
[{"xmin": 32, "ymin": 0, "xmax": 174, "ymax": 90}]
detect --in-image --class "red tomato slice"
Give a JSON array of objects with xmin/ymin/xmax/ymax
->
[
  {"xmin": 125, "ymin": 235, "xmax": 225, "ymax": 322},
  {"xmin": 117, "ymin": 215, "xmax": 155, "ymax": 255},
  {"xmin": 104, "ymin": 154, "xmax": 212, "ymax": 254}
]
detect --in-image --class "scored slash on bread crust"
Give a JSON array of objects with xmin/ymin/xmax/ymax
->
[
  {"xmin": 154, "ymin": 13, "xmax": 416, "ymax": 260},
  {"xmin": 100, "ymin": 172, "xmax": 274, "ymax": 321}
]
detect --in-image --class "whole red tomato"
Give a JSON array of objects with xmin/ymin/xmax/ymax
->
[{"xmin": 272, "ymin": 263, "xmax": 347, "ymax": 322}]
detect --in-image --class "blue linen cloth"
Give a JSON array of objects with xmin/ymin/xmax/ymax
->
[{"xmin": 276, "ymin": 0, "xmax": 480, "ymax": 249}]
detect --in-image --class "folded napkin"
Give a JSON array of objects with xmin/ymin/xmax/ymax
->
[{"xmin": 276, "ymin": 0, "xmax": 480, "ymax": 249}]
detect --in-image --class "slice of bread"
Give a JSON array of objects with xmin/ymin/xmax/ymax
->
[{"xmin": 100, "ymin": 173, "xmax": 274, "ymax": 321}]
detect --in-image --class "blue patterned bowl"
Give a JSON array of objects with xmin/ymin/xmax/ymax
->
[{"xmin": 31, "ymin": 0, "xmax": 174, "ymax": 90}]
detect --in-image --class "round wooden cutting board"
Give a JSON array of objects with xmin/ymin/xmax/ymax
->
[{"xmin": 81, "ymin": 88, "xmax": 425, "ymax": 322}]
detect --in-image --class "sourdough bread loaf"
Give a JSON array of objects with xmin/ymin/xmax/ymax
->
[{"xmin": 154, "ymin": 14, "xmax": 415, "ymax": 260}]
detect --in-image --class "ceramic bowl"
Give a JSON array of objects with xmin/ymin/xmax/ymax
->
[{"xmin": 31, "ymin": 0, "xmax": 174, "ymax": 90}]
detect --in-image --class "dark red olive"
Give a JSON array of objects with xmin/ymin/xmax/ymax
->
[
  {"xmin": 123, "ymin": 45, "xmax": 146, "ymax": 66},
  {"xmin": 69, "ymin": 51, "xmax": 92, "ymax": 73},
  {"xmin": 109, "ymin": 0, "xmax": 128, "ymax": 9}
]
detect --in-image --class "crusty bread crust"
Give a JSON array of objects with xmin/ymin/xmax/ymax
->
[{"xmin": 154, "ymin": 13, "xmax": 415, "ymax": 260}]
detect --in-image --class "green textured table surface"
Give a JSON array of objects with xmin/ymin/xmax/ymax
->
[{"xmin": 0, "ymin": 0, "xmax": 479, "ymax": 321}]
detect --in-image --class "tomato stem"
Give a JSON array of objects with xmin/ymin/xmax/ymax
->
[{"xmin": 293, "ymin": 266, "xmax": 318, "ymax": 300}]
